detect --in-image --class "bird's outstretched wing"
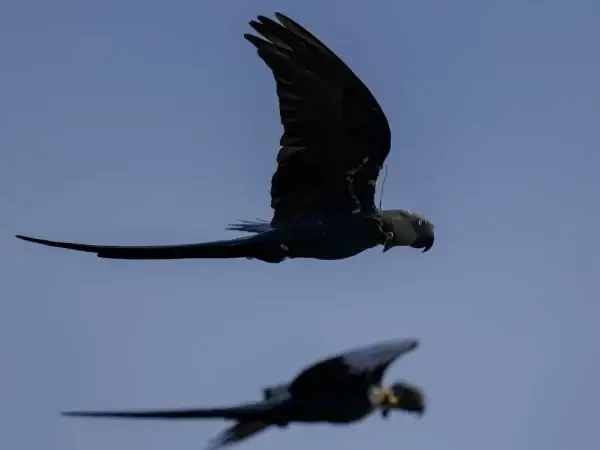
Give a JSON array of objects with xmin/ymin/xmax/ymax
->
[
  {"xmin": 290, "ymin": 339, "xmax": 419, "ymax": 393},
  {"xmin": 245, "ymin": 13, "xmax": 392, "ymax": 226},
  {"xmin": 62, "ymin": 398, "xmax": 287, "ymax": 422},
  {"xmin": 206, "ymin": 421, "xmax": 270, "ymax": 450},
  {"xmin": 14, "ymin": 234, "xmax": 259, "ymax": 260}
]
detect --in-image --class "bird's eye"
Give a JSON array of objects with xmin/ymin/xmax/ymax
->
[{"xmin": 417, "ymin": 219, "xmax": 424, "ymax": 226}]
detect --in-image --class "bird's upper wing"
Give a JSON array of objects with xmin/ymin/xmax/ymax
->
[
  {"xmin": 289, "ymin": 339, "xmax": 419, "ymax": 393},
  {"xmin": 245, "ymin": 13, "xmax": 392, "ymax": 226},
  {"xmin": 62, "ymin": 397, "xmax": 288, "ymax": 422}
]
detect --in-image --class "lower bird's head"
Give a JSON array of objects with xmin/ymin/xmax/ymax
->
[
  {"xmin": 369, "ymin": 381, "xmax": 425, "ymax": 418},
  {"xmin": 380, "ymin": 210, "xmax": 435, "ymax": 253}
]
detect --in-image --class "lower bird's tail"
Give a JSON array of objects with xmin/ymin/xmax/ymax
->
[
  {"xmin": 226, "ymin": 219, "xmax": 271, "ymax": 234},
  {"xmin": 62, "ymin": 399, "xmax": 277, "ymax": 422},
  {"xmin": 62, "ymin": 407, "xmax": 239, "ymax": 420}
]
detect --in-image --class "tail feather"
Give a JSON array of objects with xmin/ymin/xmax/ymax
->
[
  {"xmin": 15, "ymin": 234, "xmax": 267, "ymax": 260},
  {"xmin": 62, "ymin": 407, "xmax": 241, "ymax": 420},
  {"xmin": 226, "ymin": 219, "xmax": 271, "ymax": 234},
  {"xmin": 61, "ymin": 399, "xmax": 280, "ymax": 422}
]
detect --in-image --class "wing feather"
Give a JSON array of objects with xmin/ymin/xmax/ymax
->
[
  {"xmin": 245, "ymin": 13, "xmax": 392, "ymax": 225},
  {"xmin": 290, "ymin": 339, "xmax": 419, "ymax": 393}
]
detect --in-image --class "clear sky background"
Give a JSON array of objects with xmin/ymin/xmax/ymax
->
[{"xmin": 2, "ymin": 1, "xmax": 599, "ymax": 450}]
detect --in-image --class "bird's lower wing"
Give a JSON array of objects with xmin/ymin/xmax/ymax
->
[
  {"xmin": 15, "ymin": 234, "xmax": 258, "ymax": 260},
  {"xmin": 62, "ymin": 400, "xmax": 282, "ymax": 422},
  {"xmin": 207, "ymin": 421, "xmax": 270, "ymax": 450}
]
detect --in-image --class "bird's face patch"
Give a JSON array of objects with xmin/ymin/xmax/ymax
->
[
  {"xmin": 368, "ymin": 386, "xmax": 400, "ymax": 408},
  {"xmin": 404, "ymin": 211, "xmax": 435, "ymax": 253},
  {"xmin": 369, "ymin": 382, "xmax": 425, "ymax": 418}
]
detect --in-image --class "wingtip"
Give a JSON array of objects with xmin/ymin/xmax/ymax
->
[
  {"xmin": 244, "ymin": 33, "xmax": 265, "ymax": 48},
  {"xmin": 273, "ymin": 12, "xmax": 289, "ymax": 22},
  {"xmin": 407, "ymin": 339, "xmax": 420, "ymax": 351}
]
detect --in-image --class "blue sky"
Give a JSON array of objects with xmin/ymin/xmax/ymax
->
[{"xmin": 2, "ymin": 1, "xmax": 599, "ymax": 450}]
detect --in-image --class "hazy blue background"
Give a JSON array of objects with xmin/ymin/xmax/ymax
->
[{"xmin": 2, "ymin": 1, "xmax": 599, "ymax": 449}]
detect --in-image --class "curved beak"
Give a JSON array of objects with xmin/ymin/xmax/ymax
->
[
  {"xmin": 410, "ymin": 234, "xmax": 434, "ymax": 253},
  {"xmin": 421, "ymin": 235, "xmax": 434, "ymax": 253}
]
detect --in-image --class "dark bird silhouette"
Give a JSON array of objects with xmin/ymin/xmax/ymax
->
[
  {"xmin": 16, "ymin": 13, "xmax": 435, "ymax": 263},
  {"xmin": 62, "ymin": 339, "xmax": 424, "ymax": 450}
]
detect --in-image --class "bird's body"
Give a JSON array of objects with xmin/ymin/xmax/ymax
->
[
  {"xmin": 235, "ymin": 213, "xmax": 386, "ymax": 262},
  {"xmin": 15, "ymin": 211, "xmax": 417, "ymax": 262},
  {"xmin": 62, "ymin": 339, "xmax": 425, "ymax": 450},
  {"xmin": 92, "ymin": 389, "xmax": 373, "ymax": 424},
  {"xmin": 283, "ymin": 390, "xmax": 375, "ymax": 424},
  {"xmin": 16, "ymin": 12, "xmax": 435, "ymax": 261}
]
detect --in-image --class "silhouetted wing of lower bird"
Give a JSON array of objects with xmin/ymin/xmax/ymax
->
[
  {"xmin": 290, "ymin": 339, "xmax": 419, "ymax": 393},
  {"xmin": 62, "ymin": 399, "xmax": 284, "ymax": 422},
  {"xmin": 14, "ymin": 234, "xmax": 270, "ymax": 260},
  {"xmin": 244, "ymin": 13, "xmax": 392, "ymax": 226},
  {"xmin": 207, "ymin": 420, "xmax": 270, "ymax": 450}
]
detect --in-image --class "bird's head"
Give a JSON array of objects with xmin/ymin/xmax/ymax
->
[
  {"xmin": 369, "ymin": 381, "xmax": 425, "ymax": 418},
  {"xmin": 380, "ymin": 210, "xmax": 435, "ymax": 253}
]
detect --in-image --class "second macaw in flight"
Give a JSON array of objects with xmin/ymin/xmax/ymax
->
[{"xmin": 63, "ymin": 338, "xmax": 425, "ymax": 450}]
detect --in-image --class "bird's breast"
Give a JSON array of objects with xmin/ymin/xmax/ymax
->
[
  {"xmin": 287, "ymin": 391, "xmax": 373, "ymax": 424},
  {"xmin": 283, "ymin": 217, "xmax": 381, "ymax": 260}
]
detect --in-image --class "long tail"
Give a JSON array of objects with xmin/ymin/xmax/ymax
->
[
  {"xmin": 62, "ymin": 400, "xmax": 279, "ymax": 422},
  {"xmin": 226, "ymin": 219, "xmax": 271, "ymax": 234},
  {"xmin": 15, "ymin": 233, "xmax": 276, "ymax": 261}
]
